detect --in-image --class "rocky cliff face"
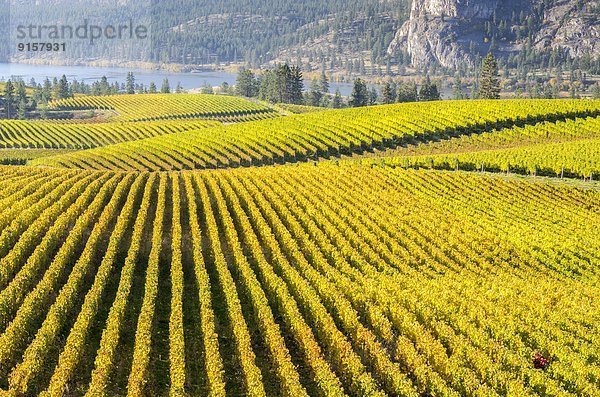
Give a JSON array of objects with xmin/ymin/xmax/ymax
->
[
  {"xmin": 388, "ymin": 0, "xmax": 600, "ymax": 69},
  {"xmin": 534, "ymin": 1, "xmax": 599, "ymax": 58}
]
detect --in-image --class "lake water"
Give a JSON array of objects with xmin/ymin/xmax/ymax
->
[{"xmin": 0, "ymin": 62, "xmax": 356, "ymax": 96}]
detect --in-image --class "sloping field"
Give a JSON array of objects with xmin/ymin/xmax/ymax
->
[
  {"xmin": 374, "ymin": 137, "xmax": 600, "ymax": 179},
  {"xmin": 0, "ymin": 165, "xmax": 597, "ymax": 396},
  {"xmin": 1, "ymin": 99, "xmax": 599, "ymax": 396},
  {"xmin": 0, "ymin": 119, "xmax": 220, "ymax": 149},
  {"xmin": 358, "ymin": 116, "xmax": 600, "ymax": 179},
  {"xmin": 49, "ymin": 94, "xmax": 280, "ymax": 122},
  {"xmin": 31, "ymin": 99, "xmax": 600, "ymax": 171},
  {"xmin": 363, "ymin": 116, "xmax": 600, "ymax": 157}
]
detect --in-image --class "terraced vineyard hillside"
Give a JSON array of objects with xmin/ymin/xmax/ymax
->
[
  {"xmin": 0, "ymin": 98, "xmax": 599, "ymax": 396},
  {"xmin": 0, "ymin": 119, "xmax": 219, "ymax": 150},
  {"xmin": 32, "ymin": 99, "xmax": 600, "ymax": 171},
  {"xmin": 359, "ymin": 116, "xmax": 600, "ymax": 179},
  {"xmin": 49, "ymin": 94, "xmax": 280, "ymax": 122}
]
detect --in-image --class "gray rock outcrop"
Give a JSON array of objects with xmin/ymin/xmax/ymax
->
[{"xmin": 389, "ymin": 0, "xmax": 599, "ymax": 69}]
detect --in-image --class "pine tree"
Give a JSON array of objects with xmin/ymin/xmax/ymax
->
[
  {"xmin": 236, "ymin": 68, "xmax": 258, "ymax": 97},
  {"xmin": 148, "ymin": 82, "xmax": 157, "ymax": 93},
  {"xmin": 57, "ymin": 75, "xmax": 70, "ymax": 99},
  {"xmin": 52, "ymin": 77, "xmax": 60, "ymax": 99},
  {"xmin": 368, "ymin": 87, "xmax": 379, "ymax": 105},
  {"xmin": 3, "ymin": 80, "xmax": 15, "ymax": 119},
  {"xmin": 320, "ymin": 71, "xmax": 329, "ymax": 94},
  {"xmin": 276, "ymin": 63, "xmax": 292, "ymax": 103},
  {"xmin": 382, "ymin": 82, "xmax": 395, "ymax": 104},
  {"xmin": 42, "ymin": 78, "xmax": 52, "ymax": 102},
  {"xmin": 126, "ymin": 72, "xmax": 136, "ymax": 94},
  {"xmin": 161, "ymin": 78, "xmax": 171, "ymax": 94},
  {"xmin": 332, "ymin": 89, "xmax": 343, "ymax": 108},
  {"xmin": 349, "ymin": 78, "xmax": 368, "ymax": 107},
  {"xmin": 16, "ymin": 81, "xmax": 26, "ymax": 102},
  {"xmin": 289, "ymin": 66, "xmax": 304, "ymax": 104},
  {"xmin": 308, "ymin": 78, "xmax": 323, "ymax": 106},
  {"xmin": 258, "ymin": 70, "xmax": 278, "ymax": 103},
  {"xmin": 397, "ymin": 82, "xmax": 418, "ymax": 103},
  {"xmin": 99, "ymin": 76, "xmax": 110, "ymax": 96},
  {"xmin": 419, "ymin": 76, "xmax": 440, "ymax": 101},
  {"xmin": 479, "ymin": 53, "xmax": 501, "ymax": 99},
  {"xmin": 17, "ymin": 98, "xmax": 27, "ymax": 119},
  {"xmin": 453, "ymin": 74, "xmax": 465, "ymax": 100},
  {"xmin": 39, "ymin": 103, "xmax": 48, "ymax": 119}
]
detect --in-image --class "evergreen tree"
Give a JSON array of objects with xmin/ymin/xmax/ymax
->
[
  {"xmin": 161, "ymin": 78, "xmax": 171, "ymax": 93},
  {"xmin": 332, "ymin": 89, "xmax": 343, "ymax": 108},
  {"xmin": 17, "ymin": 81, "xmax": 27, "ymax": 104},
  {"xmin": 17, "ymin": 98, "xmax": 27, "ymax": 119},
  {"xmin": 368, "ymin": 87, "xmax": 379, "ymax": 105},
  {"xmin": 258, "ymin": 63, "xmax": 303, "ymax": 104},
  {"xmin": 419, "ymin": 76, "xmax": 441, "ymax": 101},
  {"xmin": 320, "ymin": 71, "xmax": 329, "ymax": 94},
  {"xmin": 51, "ymin": 77, "xmax": 60, "ymax": 100},
  {"xmin": 126, "ymin": 72, "xmax": 136, "ymax": 94},
  {"xmin": 258, "ymin": 70, "xmax": 278, "ymax": 103},
  {"xmin": 110, "ymin": 82, "xmax": 119, "ymax": 95},
  {"xmin": 308, "ymin": 78, "xmax": 323, "ymax": 107},
  {"xmin": 349, "ymin": 78, "xmax": 368, "ymax": 107},
  {"xmin": 397, "ymin": 81, "xmax": 418, "ymax": 103},
  {"xmin": 276, "ymin": 63, "xmax": 292, "ymax": 103},
  {"xmin": 42, "ymin": 78, "xmax": 52, "ymax": 102},
  {"xmin": 382, "ymin": 81, "xmax": 395, "ymax": 104},
  {"xmin": 91, "ymin": 82, "xmax": 101, "ymax": 96},
  {"xmin": 148, "ymin": 82, "xmax": 157, "ymax": 93},
  {"xmin": 479, "ymin": 53, "xmax": 501, "ymax": 99},
  {"xmin": 57, "ymin": 75, "xmax": 70, "ymax": 99},
  {"xmin": 453, "ymin": 74, "xmax": 466, "ymax": 100},
  {"xmin": 236, "ymin": 68, "xmax": 258, "ymax": 97},
  {"xmin": 99, "ymin": 76, "xmax": 110, "ymax": 96},
  {"xmin": 33, "ymin": 84, "xmax": 43, "ymax": 105},
  {"xmin": 176, "ymin": 82, "xmax": 184, "ymax": 93},
  {"xmin": 289, "ymin": 65, "xmax": 304, "ymax": 104},
  {"xmin": 3, "ymin": 80, "xmax": 15, "ymax": 119}
]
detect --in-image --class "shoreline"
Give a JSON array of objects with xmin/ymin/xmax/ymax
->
[{"xmin": 8, "ymin": 58, "xmax": 244, "ymax": 74}]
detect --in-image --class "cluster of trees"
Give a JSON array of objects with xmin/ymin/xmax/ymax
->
[
  {"xmin": 0, "ymin": 72, "xmax": 186, "ymax": 120},
  {"xmin": 0, "ymin": 76, "xmax": 72, "ymax": 119},
  {"xmin": 238, "ymin": 64, "xmax": 349, "ymax": 108},
  {"xmin": 352, "ymin": 54, "xmax": 502, "ymax": 106},
  {"xmin": 358, "ymin": 76, "xmax": 441, "ymax": 107},
  {"xmin": 236, "ymin": 64, "xmax": 304, "ymax": 104},
  {"xmin": 72, "ymin": 74, "xmax": 179, "ymax": 96},
  {"xmin": 234, "ymin": 55, "xmax": 503, "ymax": 109},
  {"xmin": 2, "ymin": 80, "xmax": 28, "ymax": 119}
]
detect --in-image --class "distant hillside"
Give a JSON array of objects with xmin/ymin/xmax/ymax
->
[
  {"xmin": 387, "ymin": 0, "xmax": 600, "ymax": 71},
  {"xmin": 5, "ymin": 0, "xmax": 409, "ymax": 72},
  {"xmin": 3, "ymin": 0, "xmax": 599, "ymax": 75}
]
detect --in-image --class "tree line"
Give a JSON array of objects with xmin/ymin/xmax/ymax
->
[{"xmin": 235, "ymin": 55, "xmax": 502, "ymax": 108}]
